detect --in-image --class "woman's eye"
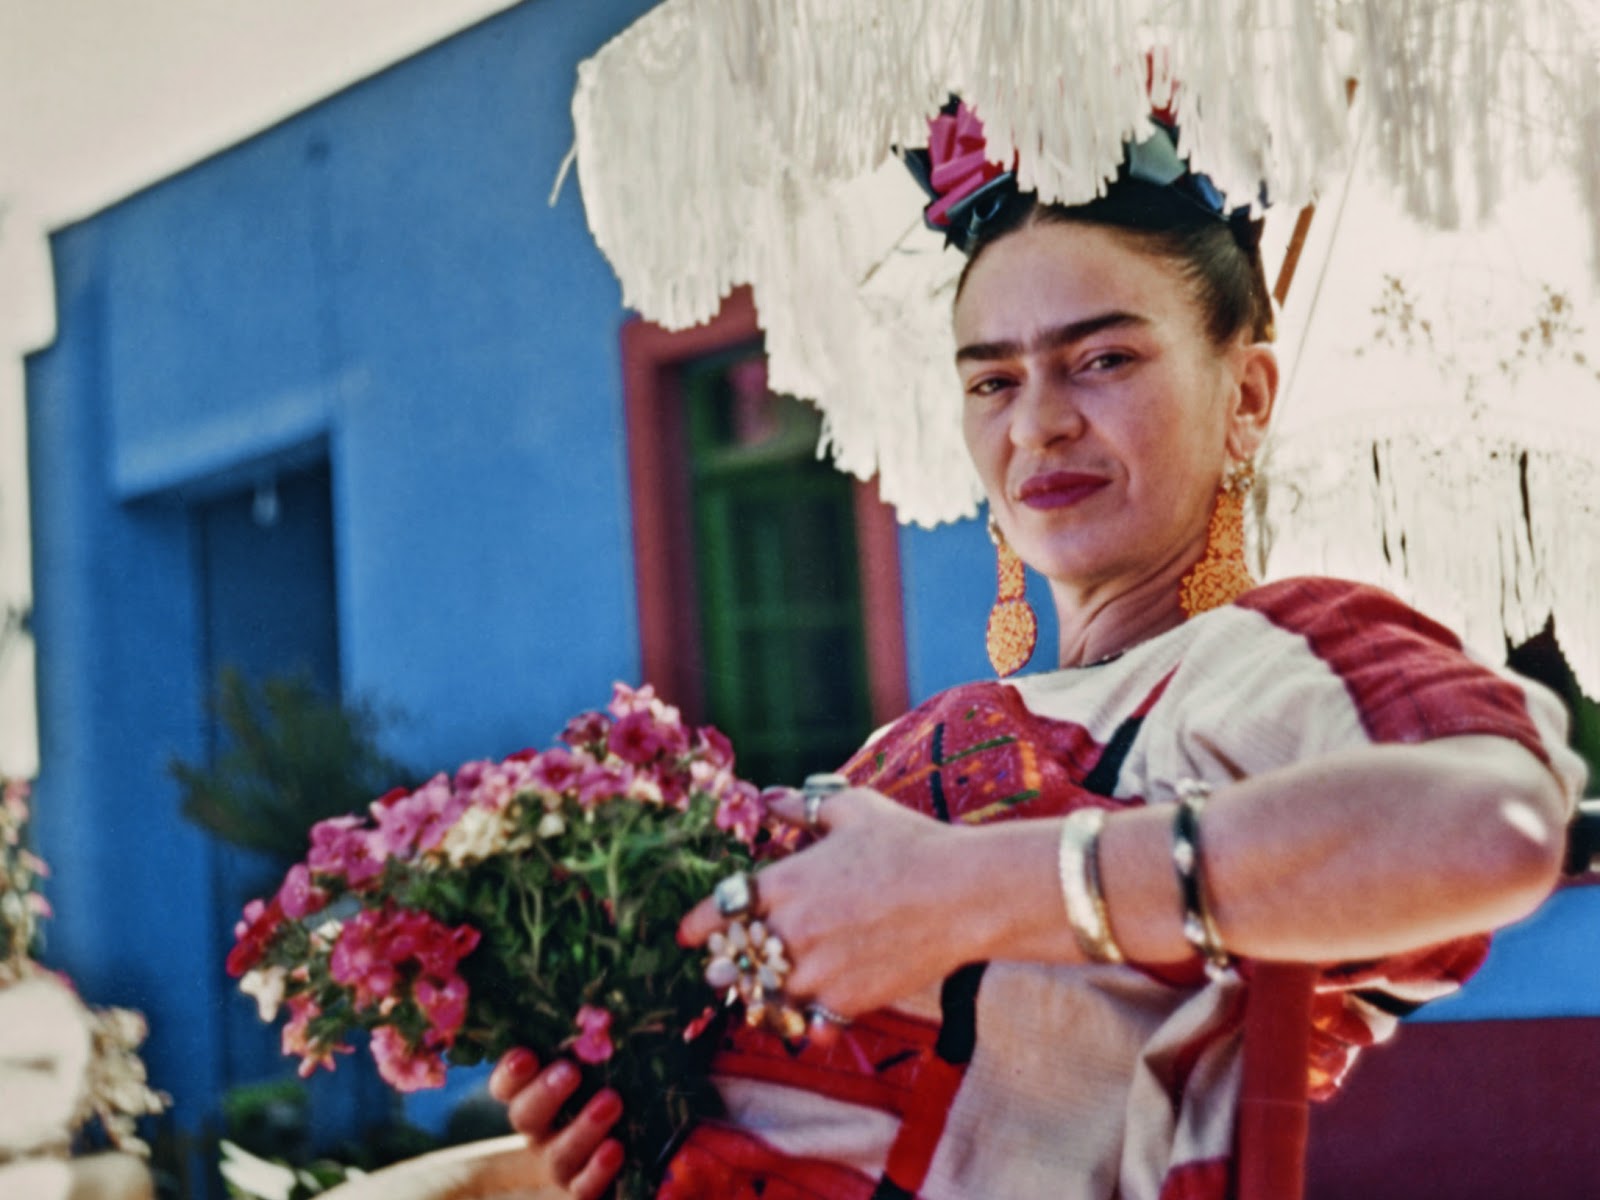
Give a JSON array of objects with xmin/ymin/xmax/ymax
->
[
  {"xmin": 1081, "ymin": 351, "xmax": 1133, "ymax": 374},
  {"xmin": 965, "ymin": 375, "xmax": 1015, "ymax": 399}
]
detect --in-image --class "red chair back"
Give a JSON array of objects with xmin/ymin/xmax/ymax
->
[{"xmin": 1235, "ymin": 962, "xmax": 1317, "ymax": 1200}]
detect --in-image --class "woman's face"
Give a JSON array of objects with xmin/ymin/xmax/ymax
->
[{"xmin": 954, "ymin": 220, "xmax": 1273, "ymax": 598}]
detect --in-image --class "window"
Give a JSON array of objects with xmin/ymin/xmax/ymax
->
[{"xmin": 622, "ymin": 289, "xmax": 908, "ymax": 786}]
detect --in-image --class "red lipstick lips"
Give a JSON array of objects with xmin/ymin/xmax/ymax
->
[{"xmin": 1018, "ymin": 471, "xmax": 1108, "ymax": 510}]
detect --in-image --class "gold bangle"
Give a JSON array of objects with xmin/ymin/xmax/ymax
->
[{"xmin": 1058, "ymin": 807, "xmax": 1124, "ymax": 964}]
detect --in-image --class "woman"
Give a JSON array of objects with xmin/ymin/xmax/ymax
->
[{"xmin": 490, "ymin": 113, "xmax": 1584, "ymax": 1199}]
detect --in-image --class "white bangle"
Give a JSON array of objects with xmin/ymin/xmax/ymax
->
[{"xmin": 1058, "ymin": 807, "xmax": 1124, "ymax": 964}]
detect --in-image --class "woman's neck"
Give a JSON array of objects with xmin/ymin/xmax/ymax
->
[{"xmin": 1048, "ymin": 565, "xmax": 1190, "ymax": 668}]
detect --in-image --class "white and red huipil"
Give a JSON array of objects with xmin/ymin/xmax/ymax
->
[{"xmin": 659, "ymin": 578, "xmax": 1586, "ymax": 1200}]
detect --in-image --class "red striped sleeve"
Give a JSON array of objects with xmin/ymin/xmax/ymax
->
[{"xmin": 1236, "ymin": 578, "xmax": 1550, "ymax": 764}]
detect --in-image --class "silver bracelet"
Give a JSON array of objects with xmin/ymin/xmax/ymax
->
[
  {"xmin": 1172, "ymin": 779, "xmax": 1232, "ymax": 979},
  {"xmin": 1058, "ymin": 807, "xmax": 1124, "ymax": 965}
]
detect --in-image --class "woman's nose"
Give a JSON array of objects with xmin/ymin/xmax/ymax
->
[{"xmin": 1008, "ymin": 374, "xmax": 1086, "ymax": 449}]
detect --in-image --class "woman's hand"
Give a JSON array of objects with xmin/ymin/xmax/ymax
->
[
  {"xmin": 488, "ymin": 1048, "xmax": 624, "ymax": 1200},
  {"xmin": 679, "ymin": 788, "xmax": 994, "ymax": 1017}
]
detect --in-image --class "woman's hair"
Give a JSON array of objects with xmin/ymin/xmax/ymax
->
[{"xmin": 955, "ymin": 178, "xmax": 1276, "ymax": 346}]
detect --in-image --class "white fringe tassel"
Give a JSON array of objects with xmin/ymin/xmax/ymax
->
[
  {"xmin": 1263, "ymin": 414, "xmax": 1600, "ymax": 699},
  {"xmin": 573, "ymin": 0, "xmax": 1599, "ymax": 530}
]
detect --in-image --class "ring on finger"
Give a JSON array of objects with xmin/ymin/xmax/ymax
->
[
  {"xmin": 802, "ymin": 792, "xmax": 827, "ymax": 831},
  {"xmin": 704, "ymin": 919, "xmax": 808, "ymax": 1039},
  {"xmin": 801, "ymin": 772, "xmax": 848, "ymax": 832},
  {"xmin": 713, "ymin": 871, "xmax": 758, "ymax": 919},
  {"xmin": 806, "ymin": 1003, "xmax": 851, "ymax": 1029}
]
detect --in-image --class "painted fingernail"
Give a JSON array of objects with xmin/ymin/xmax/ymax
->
[
  {"xmin": 546, "ymin": 1060, "xmax": 578, "ymax": 1089},
  {"xmin": 591, "ymin": 1089, "xmax": 623, "ymax": 1123},
  {"xmin": 501, "ymin": 1048, "xmax": 536, "ymax": 1078}
]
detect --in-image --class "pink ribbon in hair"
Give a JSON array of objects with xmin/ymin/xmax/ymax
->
[{"xmin": 923, "ymin": 103, "xmax": 1012, "ymax": 229}]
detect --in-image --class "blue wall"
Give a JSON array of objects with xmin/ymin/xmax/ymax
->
[
  {"xmin": 21, "ymin": 0, "xmax": 1596, "ymax": 1165},
  {"xmin": 25, "ymin": 0, "xmax": 659, "ymax": 1143}
]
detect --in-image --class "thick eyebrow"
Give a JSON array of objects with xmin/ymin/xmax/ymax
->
[{"xmin": 955, "ymin": 311, "xmax": 1149, "ymax": 365}]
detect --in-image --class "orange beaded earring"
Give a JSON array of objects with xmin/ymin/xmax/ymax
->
[
  {"xmin": 986, "ymin": 512, "xmax": 1038, "ymax": 677},
  {"xmin": 1178, "ymin": 460, "xmax": 1258, "ymax": 618}
]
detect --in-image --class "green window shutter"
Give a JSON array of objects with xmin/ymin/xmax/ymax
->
[{"xmin": 683, "ymin": 351, "xmax": 873, "ymax": 787}]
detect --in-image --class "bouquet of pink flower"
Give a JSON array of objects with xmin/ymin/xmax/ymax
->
[{"xmin": 228, "ymin": 684, "xmax": 772, "ymax": 1198}]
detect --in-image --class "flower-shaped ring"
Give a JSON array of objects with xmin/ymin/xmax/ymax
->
[
  {"xmin": 713, "ymin": 871, "xmax": 758, "ymax": 919},
  {"xmin": 704, "ymin": 918, "xmax": 806, "ymax": 1040}
]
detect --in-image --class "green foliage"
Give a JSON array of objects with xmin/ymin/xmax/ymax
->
[
  {"xmin": 221, "ymin": 1077, "xmax": 311, "ymax": 1163},
  {"xmin": 172, "ymin": 668, "xmax": 413, "ymax": 862}
]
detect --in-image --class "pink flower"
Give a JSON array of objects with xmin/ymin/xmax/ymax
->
[
  {"xmin": 274, "ymin": 864, "xmax": 328, "ymax": 922},
  {"xmin": 452, "ymin": 760, "xmax": 491, "ymax": 792},
  {"xmin": 370, "ymin": 1025, "xmax": 447, "ymax": 1092},
  {"xmin": 572, "ymin": 1005, "xmax": 615, "ymax": 1065},
  {"xmin": 607, "ymin": 682, "xmax": 657, "ymax": 718},
  {"xmin": 369, "ymin": 802, "xmax": 427, "ymax": 859},
  {"xmin": 329, "ymin": 911, "xmax": 400, "ymax": 1004},
  {"xmin": 329, "ymin": 906, "xmax": 481, "ymax": 1007},
  {"xmin": 529, "ymin": 747, "xmax": 586, "ymax": 794},
  {"xmin": 656, "ymin": 768, "xmax": 690, "ymax": 810},
  {"xmin": 372, "ymin": 775, "xmax": 469, "ymax": 858},
  {"xmin": 607, "ymin": 711, "xmax": 668, "ymax": 766},
  {"xmin": 372, "ymin": 786, "xmax": 411, "ymax": 809},
  {"xmin": 576, "ymin": 763, "xmax": 632, "ymax": 809},
  {"xmin": 922, "ymin": 102, "xmax": 1013, "ymax": 230},
  {"xmin": 227, "ymin": 898, "xmax": 285, "ymax": 978},
  {"xmin": 307, "ymin": 816, "xmax": 385, "ymax": 888},
  {"xmin": 464, "ymin": 761, "xmax": 537, "ymax": 819},
  {"xmin": 413, "ymin": 919, "xmax": 482, "ymax": 980},
  {"xmin": 689, "ymin": 760, "xmax": 733, "ymax": 803},
  {"xmin": 234, "ymin": 898, "xmax": 267, "ymax": 941},
  {"xmin": 282, "ymin": 993, "xmax": 317, "ymax": 1050},
  {"xmin": 610, "ymin": 682, "xmax": 686, "ymax": 738},
  {"xmin": 658, "ymin": 719, "xmax": 690, "ymax": 758},
  {"xmin": 716, "ymin": 781, "xmax": 765, "ymax": 847},
  {"xmin": 414, "ymin": 975, "xmax": 469, "ymax": 1043},
  {"xmin": 682, "ymin": 1006, "xmax": 718, "ymax": 1044},
  {"xmin": 559, "ymin": 710, "xmax": 611, "ymax": 750},
  {"xmin": 695, "ymin": 726, "xmax": 735, "ymax": 771},
  {"xmin": 283, "ymin": 994, "xmax": 348, "ymax": 1078}
]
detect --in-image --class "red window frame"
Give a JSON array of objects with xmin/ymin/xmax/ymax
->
[{"xmin": 620, "ymin": 286, "xmax": 910, "ymax": 728}]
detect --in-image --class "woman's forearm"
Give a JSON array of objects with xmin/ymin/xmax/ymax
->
[{"xmin": 964, "ymin": 735, "xmax": 1570, "ymax": 969}]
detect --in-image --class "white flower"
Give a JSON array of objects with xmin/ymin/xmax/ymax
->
[
  {"xmin": 438, "ymin": 806, "xmax": 530, "ymax": 867},
  {"xmin": 240, "ymin": 966, "xmax": 287, "ymax": 1023},
  {"xmin": 536, "ymin": 812, "xmax": 566, "ymax": 839},
  {"xmin": 625, "ymin": 774, "xmax": 664, "ymax": 805},
  {"xmin": 439, "ymin": 806, "xmax": 502, "ymax": 867}
]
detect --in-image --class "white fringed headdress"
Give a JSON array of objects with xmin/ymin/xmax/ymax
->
[{"xmin": 571, "ymin": 0, "xmax": 1600, "ymax": 690}]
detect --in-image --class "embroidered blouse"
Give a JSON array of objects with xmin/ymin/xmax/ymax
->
[{"xmin": 658, "ymin": 578, "xmax": 1586, "ymax": 1200}]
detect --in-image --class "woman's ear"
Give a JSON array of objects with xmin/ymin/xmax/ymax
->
[{"xmin": 1224, "ymin": 341, "xmax": 1277, "ymax": 461}]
